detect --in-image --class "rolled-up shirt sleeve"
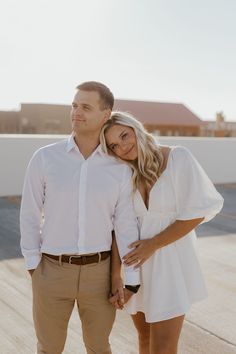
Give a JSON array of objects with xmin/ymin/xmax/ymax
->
[
  {"xmin": 113, "ymin": 166, "xmax": 141, "ymax": 285},
  {"xmin": 20, "ymin": 150, "xmax": 44, "ymax": 269}
]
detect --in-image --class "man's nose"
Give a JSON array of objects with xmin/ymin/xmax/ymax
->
[{"xmin": 74, "ymin": 106, "xmax": 82, "ymax": 115}]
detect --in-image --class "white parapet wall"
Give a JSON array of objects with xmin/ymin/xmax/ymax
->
[{"xmin": 0, "ymin": 134, "xmax": 236, "ymax": 197}]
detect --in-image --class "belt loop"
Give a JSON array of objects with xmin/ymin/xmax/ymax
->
[
  {"xmin": 98, "ymin": 252, "xmax": 101, "ymax": 263},
  {"xmin": 59, "ymin": 255, "xmax": 62, "ymax": 266}
]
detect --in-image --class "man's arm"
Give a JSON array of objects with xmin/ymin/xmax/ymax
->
[
  {"xmin": 20, "ymin": 150, "xmax": 44, "ymax": 271},
  {"xmin": 110, "ymin": 231, "xmax": 140, "ymax": 308},
  {"xmin": 113, "ymin": 166, "xmax": 140, "ymax": 286},
  {"xmin": 110, "ymin": 232, "xmax": 124, "ymax": 309}
]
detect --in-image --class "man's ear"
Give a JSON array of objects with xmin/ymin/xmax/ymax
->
[{"xmin": 103, "ymin": 109, "xmax": 111, "ymax": 123}]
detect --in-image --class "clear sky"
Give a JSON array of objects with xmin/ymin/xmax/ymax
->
[{"xmin": 1, "ymin": 0, "xmax": 235, "ymax": 121}]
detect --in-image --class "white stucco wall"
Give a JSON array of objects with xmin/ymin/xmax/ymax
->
[{"xmin": 0, "ymin": 134, "xmax": 235, "ymax": 197}]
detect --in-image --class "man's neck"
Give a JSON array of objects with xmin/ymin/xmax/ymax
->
[{"xmin": 74, "ymin": 132, "xmax": 100, "ymax": 159}]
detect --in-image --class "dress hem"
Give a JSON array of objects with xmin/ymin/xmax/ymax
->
[{"xmin": 125, "ymin": 295, "xmax": 207, "ymax": 323}]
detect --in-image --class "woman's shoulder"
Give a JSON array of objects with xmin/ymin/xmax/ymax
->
[
  {"xmin": 159, "ymin": 145, "xmax": 177, "ymax": 173},
  {"xmin": 159, "ymin": 145, "xmax": 172, "ymax": 155},
  {"xmin": 158, "ymin": 145, "xmax": 173, "ymax": 172},
  {"xmin": 163, "ymin": 145, "xmax": 192, "ymax": 161},
  {"xmin": 159, "ymin": 145, "xmax": 195, "ymax": 174},
  {"xmin": 159, "ymin": 144, "xmax": 188, "ymax": 157}
]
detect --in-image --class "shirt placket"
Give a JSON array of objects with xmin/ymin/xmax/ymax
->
[{"xmin": 77, "ymin": 159, "xmax": 88, "ymax": 252}]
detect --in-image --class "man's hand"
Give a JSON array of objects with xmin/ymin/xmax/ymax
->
[{"xmin": 28, "ymin": 269, "xmax": 35, "ymax": 277}]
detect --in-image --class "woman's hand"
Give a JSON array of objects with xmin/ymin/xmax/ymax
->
[{"xmin": 123, "ymin": 238, "xmax": 156, "ymax": 268}]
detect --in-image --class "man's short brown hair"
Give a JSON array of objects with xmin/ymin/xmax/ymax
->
[{"xmin": 76, "ymin": 81, "xmax": 114, "ymax": 110}]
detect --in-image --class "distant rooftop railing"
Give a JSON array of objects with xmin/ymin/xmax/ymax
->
[{"xmin": 0, "ymin": 134, "xmax": 236, "ymax": 197}]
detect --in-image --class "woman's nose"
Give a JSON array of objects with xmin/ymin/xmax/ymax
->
[{"xmin": 120, "ymin": 143, "xmax": 129, "ymax": 152}]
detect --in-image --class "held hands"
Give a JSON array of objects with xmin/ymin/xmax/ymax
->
[
  {"xmin": 109, "ymin": 287, "xmax": 134, "ymax": 310},
  {"xmin": 123, "ymin": 238, "xmax": 156, "ymax": 268},
  {"xmin": 109, "ymin": 237, "xmax": 155, "ymax": 309},
  {"xmin": 109, "ymin": 276, "xmax": 135, "ymax": 310},
  {"xmin": 110, "ymin": 276, "xmax": 124, "ymax": 309}
]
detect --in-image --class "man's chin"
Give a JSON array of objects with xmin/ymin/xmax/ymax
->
[{"xmin": 72, "ymin": 124, "xmax": 87, "ymax": 132}]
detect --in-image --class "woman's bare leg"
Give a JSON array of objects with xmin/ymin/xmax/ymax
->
[
  {"xmin": 150, "ymin": 315, "xmax": 185, "ymax": 354},
  {"xmin": 131, "ymin": 312, "xmax": 150, "ymax": 354}
]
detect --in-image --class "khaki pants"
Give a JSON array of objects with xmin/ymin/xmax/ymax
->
[{"xmin": 32, "ymin": 254, "xmax": 116, "ymax": 354}]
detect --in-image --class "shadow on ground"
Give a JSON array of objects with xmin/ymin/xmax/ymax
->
[
  {"xmin": 197, "ymin": 184, "xmax": 236, "ymax": 237},
  {"xmin": 0, "ymin": 197, "xmax": 22, "ymax": 261}
]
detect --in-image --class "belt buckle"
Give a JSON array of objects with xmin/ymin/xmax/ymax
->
[{"xmin": 68, "ymin": 255, "xmax": 81, "ymax": 264}]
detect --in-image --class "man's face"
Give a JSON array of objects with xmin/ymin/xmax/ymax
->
[{"xmin": 70, "ymin": 90, "xmax": 110, "ymax": 134}]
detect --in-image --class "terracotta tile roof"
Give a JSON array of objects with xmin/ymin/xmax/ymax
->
[{"xmin": 114, "ymin": 99, "xmax": 203, "ymax": 127}]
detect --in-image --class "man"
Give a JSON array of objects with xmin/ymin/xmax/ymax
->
[{"xmin": 20, "ymin": 81, "xmax": 140, "ymax": 354}]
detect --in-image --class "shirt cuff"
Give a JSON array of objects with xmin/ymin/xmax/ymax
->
[
  {"xmin": 124, "ymin": 268, "xmax": 140, "ymax": 285},
  {"xmin": 24, "ymin": 254, "xmax": 42, "ymax": 270}
]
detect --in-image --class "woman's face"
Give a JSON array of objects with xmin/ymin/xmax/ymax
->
[{"xmin": 105, "ymin": 124, "xmax": 138, "ymax": 161}]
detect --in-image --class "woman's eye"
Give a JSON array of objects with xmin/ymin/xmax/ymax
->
[
  {"xmin": 111, "ymin": 144, "xmax": 118, "ymax": 151},
  {"xmin": 122, "ymin": 133, "xmax": 128, "ymax": 139}
]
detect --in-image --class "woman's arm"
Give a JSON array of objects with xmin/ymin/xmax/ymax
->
[{"xmin": 123, "ymin": 217, "xmax": 204, "ymax": 267}]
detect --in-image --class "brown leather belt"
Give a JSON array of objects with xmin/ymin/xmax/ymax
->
[{"xmin": 43, "ymin": 251, "xmax": 111, "ymax": 265}]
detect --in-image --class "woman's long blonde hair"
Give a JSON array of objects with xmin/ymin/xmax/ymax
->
[{"xmin": 100, "ymin": 111, "xmax": 164, "ymax": 191}]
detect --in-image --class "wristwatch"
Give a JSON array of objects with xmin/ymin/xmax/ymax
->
[{"xmin": 125, "ymin": 284, "xmax": 140, "ymax": 294}]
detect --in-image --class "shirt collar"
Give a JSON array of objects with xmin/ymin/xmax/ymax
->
[
  {"xmin": 66, "ymin": 134, "xmax": 106, "ymax": 158},
  {"xmin": 66, "ymin": 134, "xmax": 77, "ymax": 153}
]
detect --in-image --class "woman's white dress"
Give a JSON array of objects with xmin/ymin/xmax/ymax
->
[{"xmin": 125, "ymin": 146, "xmax": 224, "ymax": 322}]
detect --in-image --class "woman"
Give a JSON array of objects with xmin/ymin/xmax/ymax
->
[{"xmin": 100, "ymin": 111, "xmax": 224, "ymax": 354}]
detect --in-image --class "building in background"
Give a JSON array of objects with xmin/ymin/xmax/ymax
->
[
  {"xmin": 0, "ymin": 102, "xmax": 235, "ymax": 137},
  {"xmin": 114, "ymin": 100, "xmax": 203, "ymax": 136},
  {"xmin": 202, "ymin": 112, "xmax": 236, "ymax": 137},
  {"xmin": 19, "ymin": 104, "xmax": 71, "ymax": 134},
  {"xmin": 0, "ymin": 110, "xmax": 19, "ymax": 133}
]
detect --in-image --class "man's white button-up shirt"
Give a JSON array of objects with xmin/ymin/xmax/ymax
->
[{"xmin": 20, "ymin": 136, "xmax": 140, "ymax": 285}]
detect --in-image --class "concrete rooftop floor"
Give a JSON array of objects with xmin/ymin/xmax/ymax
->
[{"xmin": 0, "ymin": 184, "xmax": 236, "ymax": 353}]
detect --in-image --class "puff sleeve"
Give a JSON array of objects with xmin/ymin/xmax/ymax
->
[{"xmin": 170, "ymin": 146, "xmax": 224, "ymax": 223}]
